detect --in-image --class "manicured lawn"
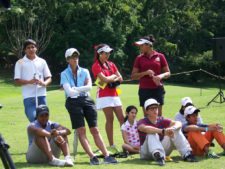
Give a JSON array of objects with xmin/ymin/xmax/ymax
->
[{"xmin": 0, "ymin": 80, "xmax": 225, "ymax": 169}]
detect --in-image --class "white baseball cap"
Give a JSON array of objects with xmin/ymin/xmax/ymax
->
[
  {"xmin": 134, "ymin": 38, "xmax": 153, "ymax": 46},
  {"xmin": 144, "ymin": 98, "xmax": 159, "ymax": 110},
  {"xmin": 184, "ymin": 106, "xmax": 200, "ymax": 118},
  {"xmin": 65, "ymin": 48, "xmax": 80, "ymax": 59},
  {"xmin": 97, "ymin": 45, "xmax": 113, "ymax": 54},
  {"xmin": 181, "ymin": 97, "xmax": 193, "ymax": 106}
]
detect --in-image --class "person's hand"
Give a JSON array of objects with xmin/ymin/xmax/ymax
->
[
  {"xmin": 145, "ymin": 69, "xmax": 155, "ymax": 77},
  {"xmin": 36, "ymin": 79, "xmax": 46, "ymax": 86},
  {"xmin": 51, "ymin": 129, "xmax": 59, "ymax": 137},
  {"xmin": 152, "ymin": 75, "xmax": 162, "ymax": 86},
  {"xmin": 165, "ymin": 128, "xmax": 174, "ymax": 138},
  {"xmin": 109, "ymin": 74, "xmax": 118, "ymax": 81},
  {"xmin": 215, "ymin": 124, "xmax": 223, "ymax": 132},
  {"xmin": 29, "ymin": 78, "xmax": 39, "ymax": 85},
  {"xmin": 54, "ymin": 135, "xmax": 65, "ymax": 144}
]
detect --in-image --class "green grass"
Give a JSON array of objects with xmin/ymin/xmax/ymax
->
[{"xmin": 0, "ymin": 80, "xmax": 225, "ymax": 169}]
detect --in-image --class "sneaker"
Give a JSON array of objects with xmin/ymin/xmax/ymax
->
[
  {"xmin": 153, "ymin": 152, "xmax": 165, "ymax": 166},
  {"xmin": 165, "ymin": 156, "xmax": 173, "ymax": 162},
  {"xmin": 90, "ymin": 156, "xmax": 100, "ymax": 165},
  {"xmin": 49, "ymin": 157, "xmax": 66, "ymax": 166},
  {"xmin": 207, "ymin": 150, "xmax": 220, "ymax": 159},
  {"xmin": 65, "ymin": 155, "xmax": 74, "ymax": 167},
  {"xmin": 104, "ymin": 155, "xmax": 118, "ymax": 164},
  {"xmin": 183, "ymin": 153, "xmax": 197, "ymax": 162}
]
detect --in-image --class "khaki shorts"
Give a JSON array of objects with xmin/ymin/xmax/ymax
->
[{"xmin": 26, "ymin": 139, "xmax": 61, "ymax": 163}]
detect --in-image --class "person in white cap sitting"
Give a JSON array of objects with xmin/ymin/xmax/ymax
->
[
  {"xmin": 175, "ymin": 97, "xmax": 203, "ymax": 125},
  {"xmin": 26, "ymin": 105, "xmax": 73, "ymax": 167},
  {"xmin": 60, "ymin": 48, "xmax": 117, "ymax": 165},
  {"xmin": 183, "ymin": 105, "xmax": 225, "ymax": 158},
  {"xmin": 137, "ymin": 98, "xmax": 197, "ymax": 166}
]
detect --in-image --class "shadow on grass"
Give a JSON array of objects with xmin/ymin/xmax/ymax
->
[{"xmin": 14, "ymin": 162, "xmax": 56, "ymax": 168}]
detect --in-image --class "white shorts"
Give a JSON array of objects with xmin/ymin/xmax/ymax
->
[{"xmin": 96, "ymin": 96, "xmax": 122, "ymax": 110}]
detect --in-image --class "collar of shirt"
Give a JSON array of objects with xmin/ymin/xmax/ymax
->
[
  {"xmin": 125, "ymin": 120, "xmax": 137, "ymax": 127},
  {"xmin": 24, "ymin": 55, "xmax": 38, "ymax": 61}
]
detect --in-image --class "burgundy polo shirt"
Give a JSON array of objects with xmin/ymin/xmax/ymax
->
[{"xmin": 133, "ymin": 51, "xmax": 168, "ymax": 89}]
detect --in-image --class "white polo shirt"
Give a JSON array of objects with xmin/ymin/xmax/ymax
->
[{"xmin": 14, "ymin": 55, "xmax": 52, "ymax": 99}]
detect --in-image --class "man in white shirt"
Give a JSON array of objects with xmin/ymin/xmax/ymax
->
[{"xmin": 14, "ymin": 39, "xmax": 52, "ymax": 122}]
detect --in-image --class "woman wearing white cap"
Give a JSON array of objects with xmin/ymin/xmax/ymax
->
[
  {"xmin": 61, "ymin": 48, "xmax": 118, "ymax": 165},
  {"xmin": 92, "ymin": 44, "xmax": 124, "ymax": 151},
  {"xmin": 131, "ymin": 35, "xmax": 170, "ymax": 116}
]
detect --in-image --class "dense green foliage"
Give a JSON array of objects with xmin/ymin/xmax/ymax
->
[{"xmin": 0, "ymin": 0, "xmax": 225, "ymax": 82}]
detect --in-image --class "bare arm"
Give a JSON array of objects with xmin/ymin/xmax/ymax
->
[
  {"xmin": 97, "ymin": 72, "xmax": 118, "ymax": 83},
  {"xmin": 122, "ymin": 130, "xmax": 130, "ymax": 144},
  {"xmin": 183, "ymin": 125, "xmax": 206, "ymax": 132},
  {"xmin": 15, "ymin": 79, "xmax": 36, "ymax": 85},
  {"xmin": 114, "ymin": 71, "xmax": 123, "ymax": 82},
  {"xmin": 152, "ymin": 66, "xmax": 171, "ymax": 86},
  {"xmin": 28, "ymin": 125, "xmax": 52, "ymax": 138},
  {"xmin": 51, "ymin": 125, "xmax": 71, "ymax": 137},
  {"xmin": 131, "ymin": 67, "xmax": 154, "ymax": 80},
  {"xmin": 138, "ymin": 124, "xmax": 163, "ymax": 135},
  {"xmin": 15, "ymin": 76, "xmax": 52, "ymax": 87}
]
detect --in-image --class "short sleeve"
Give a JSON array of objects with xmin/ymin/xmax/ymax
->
[
  {"xmin": 43, "ymin": 60, "xmax": 52, "ymax": 78},
  {"xmin": 159, "ymin": 54, "xmax": 168, "ymax": 68},
  {"xmin": 133, "ymin": 56, "xmax": 141, "ymax": 69},
  {"xmin": 14, "ymin": 60, "xmax": 22, "ymax": 79},
  {"xmin": 121, "ymin": 123, "xmax": 126, "ymax": 131},
  {"xmin": 92, "ymin": 62, "xmax": 102, "ymax": 78}
]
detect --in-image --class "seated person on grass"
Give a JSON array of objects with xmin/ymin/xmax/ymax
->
[
  {"xmin": 183, "ymin": 105, "xmax": 225, "ymax": 158},
  {"xmin": 175, "ymin": 97, "xmax": 203, "ymax": 125},
  {"xmin": 121, "ymin": 105, "xmax": 140, "ymax": 154},
  {"xmin": 26, "ymin": 105, "xmax": 73, "ymax": 167},
  {"xmin": 137, "ymin": 98, "xmax": 197, "ymax": 166}
]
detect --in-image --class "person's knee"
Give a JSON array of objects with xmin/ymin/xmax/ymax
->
[
  {"xmin": 77, "ymin": 127, "xmax": 86, "ymax": 136},
  {"xmin": 90, "ymin": 127, "xmax": 100, "ymax": 135},
  {"xmin": 35, "ymin": 135, "xmax": 48, "ymax": 143}
]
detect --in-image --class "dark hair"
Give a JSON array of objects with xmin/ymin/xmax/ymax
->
[
  {"xmin": 124, "ymin": 105, "xmax": 138, "ymax": 122},
  {"xmin": 93, "ymin": 43, "xmax": 113, "ymax": 73},
  {"xmin": 179, "ymin": 103, "xmax": 193, "ymax": 115},
  {"xmin": 142, "ymin": 35, "xmax": 155, "ymax": 45},
  {"xmin": 23, "ymin": 39, "xmax": 37, "ymax": 50}
]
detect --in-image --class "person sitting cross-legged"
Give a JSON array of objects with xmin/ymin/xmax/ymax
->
[
  {"xmin": 26, "ymin": 105, "xmax": 73, "ymax": 167},
  {"xmin": 183, "ymin": 106, "xmax": 225, "ymax": 158},
  {"xmin": 137, "ymin": 98, "xmax": 197, "ymax": 166}
]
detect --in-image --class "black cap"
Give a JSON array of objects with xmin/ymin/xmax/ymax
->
[
  {"xmin": 23, "ymin": 39, "xmax": 37, "ymax": 50},
  {"xmin": 36, "ymin": 105, "xmax": 49, "ymax": 117}
]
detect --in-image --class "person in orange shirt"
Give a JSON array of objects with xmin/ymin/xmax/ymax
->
[{"xmin": 183, "ymin": 106, "xmax": 225, "ymax": 158}]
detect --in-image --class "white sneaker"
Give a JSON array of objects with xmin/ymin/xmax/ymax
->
[
  {"xmin": 49, "ymin": 157, "xmax": 66, "ymax": 166},
  {"xmin": 65, "ymin": 155, "xmax": 74, "ymax": 167}
]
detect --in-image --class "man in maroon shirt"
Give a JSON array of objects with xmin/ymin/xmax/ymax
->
[{"xmin": 137, "ymin": 98, "xmax": 197, "ymax": 166}]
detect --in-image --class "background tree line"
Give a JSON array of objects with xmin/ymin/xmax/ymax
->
[{"xmin": 0, "ymin": 0, "xmax": 225, "ymax": 84}]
